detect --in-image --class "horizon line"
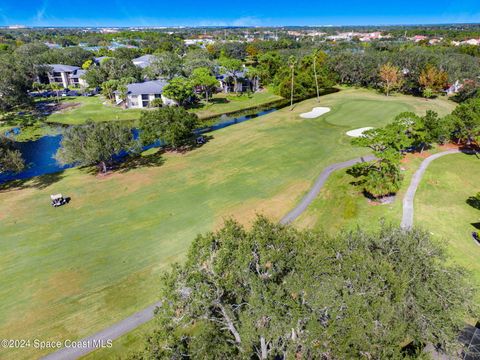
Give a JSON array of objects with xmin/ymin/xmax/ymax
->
[{"xmin": 1, "ymin": 22, "xmax": 480, "ymax": 29}]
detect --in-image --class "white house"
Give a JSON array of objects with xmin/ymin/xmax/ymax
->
[
  {"xmin": 446, "ymin": 80, "xmax": 463, "ymax": 95},
  {"xmin": 114, "ymin": 80, "xmax": 172, "ymax": 109}
]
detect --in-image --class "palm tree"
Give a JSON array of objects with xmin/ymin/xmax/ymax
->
[
  {"xmin": 312, "ymin": 50, "xmax": 320, "ymax": 103},
  {"xmin": 50, "ymin": 83, "xmax": 63, "ymax": 103},
  {"xmin": 117, "ymin": 84, "xmax": 129, "ymax": 109},
  {"xmin": 246, "ymin": 66, "xmax": 261, "ymax": 92},
  {"xmin": 288, "ymin": 56, "xmax": 297, "ymax": 111}
]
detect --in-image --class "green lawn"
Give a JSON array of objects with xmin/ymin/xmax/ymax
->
[
  {"xmin": 0, "ymin": 88, "xmax": 455, "ymax": 359},
  {"xmin": 45, "ymin": 96, "xmax": 143, "ymax": 125},
  {"xmin": 415, "ymin": 153, "xmax": 480, "ymax": 285},
  {"xmin": 191, "ymin": 90, "xmax": 283, "ymax": 119},
  {"xmin": 293, "ymin": 146, "xmax": 459, "ymax": 234},
  {"xmin": 293, "ymin": 155, "xmax": 423, "ymax": 234},
  {"xmin": 45, "ymin": 90, "xmax": 283, "ymax": 126}
]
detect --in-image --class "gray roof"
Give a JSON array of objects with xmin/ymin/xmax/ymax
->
[
  {"xmin": 217, "ymin": 69, "xmax": 247, "ymax": 80},
  {"xmin": 132, "ymin": 54, "xmax": 156, "ymax": 68},
  {"xmin": 70, "ymin": 69, "xmax": 86, "ymax": 79},
  {"xmin": 94, "ymin": 56, "xmax": 109, "ymax": 64},
  {"xmin": 48, "ymin": 64, "xmax": 81, "ymax": 73},
  {"xmin": 124, "ymin": 80, "xmax": 168, "ymax": 96}
]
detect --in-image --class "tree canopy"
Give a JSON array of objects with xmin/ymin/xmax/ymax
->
[
  {"xmin": 0, "ymin": 54, "xmax": 33, "ymax": 111},
  {"xmin": 131, "ymin": 217, "xmax": 475, "ymax": 359},
  {"xmin": 190, "ymin": 67, "xmax": 218, "ymax": 103},
  {"xmin": 162, "ymin": 77, "xmax": 195, "ymax": 106},
  {"xmin": 0, "ymin": 136, "xmax": 24, "ymax": 173},
  {"xmin": 55, "ymin": 121, "xmax": 135, "ymax": 173},
  {"xmin": 449, "ymin": 97, "xmax": 480, "ymax": 145},
  {"xmin": 138, "ymin": 107, "xmax": 199, "ymax": 149}
]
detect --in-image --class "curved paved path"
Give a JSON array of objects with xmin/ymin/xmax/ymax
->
[
  {"xmin": 42, "ymin": 155, "xmax": 376, "ymax": 360},
  {"xmin": 400, "ymin": 149, "xmax": 461, "ymax": 229},
  {"xmin": 41, "ymin": 301, "xmax": 162, "ymax": 360},
  {"xmin": 280, "ymin": 155, "xmax": 376, "ymax": 224},
  {"xmin": 43, "ymin": 150, "xmax": 472, "ymax": 359}
]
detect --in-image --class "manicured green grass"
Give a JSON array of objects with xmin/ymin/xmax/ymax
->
[
  {"xmin": 293, "ymin": 144, "xmax": 462, "ymax": 234},
  {"xmin": 46, "ymin": 96, "xmax": 143, "ymax": 125},
  {"xmin": 191, "ymin": 90, "xmax": 283, "ymax": 119},
  {"xmin": 0, "ymin": 88, "xmax": 455, "ymax": 359},
  {"xmin": 294, "ymin": 154, "xmax": 429, "ymax": 233},
  {"xmin": 415, "ymin": 153, "xmax": 480, "ymax": 285},
  {"xmin": 45, "ymin": 90, "xmax": 283, "ymax": 126}
]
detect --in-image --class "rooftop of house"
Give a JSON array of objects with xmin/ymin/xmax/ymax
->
[
  {"xmin": 132, "ymin": 54, "xmax": 156, "ymax": 68},
  {"xmin": 70, "ymin": 69, "xmax": 87, "ymax": 79},
  {"xmin": 217, "ymin": 70, "xmax": 247, "ymax": 80},
  {"xmin": 94, "ymin": 56, "xmax": 110, "ymax": 64},
  {"xmin": 48, "ymin": 64, "xmax": 81, "ymax": 73},
  {"xmin": 123, "ymin": 80, "xmax": 168, "ymax": 96}
]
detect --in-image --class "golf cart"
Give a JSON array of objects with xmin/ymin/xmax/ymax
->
[
  {"xmin": 472, "ymin": 232, "xmax": 480, "ymax": 244},
  {"xmin": 50, "ymin": 194, "xmax": 68, "ymax": 207}
]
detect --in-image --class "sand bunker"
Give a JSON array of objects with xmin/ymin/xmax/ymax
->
[
  {"xmin": 346, "ymin": 127, "xmax": 374, "ymax": 138},
  {"xmin": 300, "ymin": 107, "xmax": 331, "ymax": 119}
]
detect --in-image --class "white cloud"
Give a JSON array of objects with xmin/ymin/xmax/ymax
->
[
  {"xmin": 231, "ymin": 16, "xmax": 262, "ymax": 27},
  {"xmin": 34, "ymin": 0, "xmax": 49, "ymax": 23}
]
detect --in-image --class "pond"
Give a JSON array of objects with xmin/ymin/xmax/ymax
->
[{"xmin": 0, "ymin": 106, "xmax": 280, "ymax": 184}]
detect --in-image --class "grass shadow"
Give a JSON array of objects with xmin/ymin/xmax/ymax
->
[
  {"xmin": 0, "ymin": 171, "xmax": 65, "ymax": 192},
  {"xmin": 209, "ymin": 97, "xmax": 230, "ymax": 104},
  {"xmin": 458, "ymin": 144, "xmax": 480, "ymax": 155},
  {"xmin": 471, "ymin": 223, "xmax": 480, "ymax": 230},
  {"xmin": 467, "ymin": 196, "xmax": 480, "ymax": 211},
  {"xmin": 116, "ymin": 152, "xmax": 166, "ymax": 173},
  {"xmin": 187, "ymin": 97, "xmax": 230, "ymax": 110}
]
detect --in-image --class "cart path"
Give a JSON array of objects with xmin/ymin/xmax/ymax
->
[
  {"xmin": 41, "ymin": 155, "xmax": 376, "ymax": 360},
  {"xmin": 42, "ymin": 150, "xmax": 471, "ymax": 360},
  {"xmin": 400, "ymin": 149, "xmax": 461, "ymax": 229},
  {"xmin": 280, "ymin": 155, "xmax": 376, "ymax": 224},
  {"xmin": 40, "ymin": 301, "xmax": 162, "ymax": 360}
]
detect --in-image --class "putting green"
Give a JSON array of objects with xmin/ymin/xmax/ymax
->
[{"xmin": 0, "ymin": 88, "xmax": 455, "ymax": 359}]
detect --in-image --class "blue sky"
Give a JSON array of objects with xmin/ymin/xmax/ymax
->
[{"xmin": 0, "ymin": 0, "xmax": 479, "ymax": 27}]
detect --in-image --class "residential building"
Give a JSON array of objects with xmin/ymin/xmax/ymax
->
[
  {"xmin": 451, "ymin": 38, "xmax": 480, "ymax": 46},
  {"xmin": 217, "ymin": 69, "xmax": 259, "ymax": 93},
  {"xmin": 410, "ymin": 35, "xmax": 428, "ymax": 42},
  {"xmin": 70, "ymin": 69, "xmax": 88, "ymax": 88},
  {"xmin": 46, "ymin": 64, "xmax": 83, "ymax": 88},
  {"xmin": 132, "ymin": 54, "xmax": 156, "ymax": 68},
  {"xmin": 184, "ymin": 38, "xmax": 215, "ymax": 47},
  {"xmin": 446, "ymin": 80, "xmax": 463, "ymax": 95},
  {"xmin": 114, "ymin": 80, "xmax": 170, "ymax": 108}
]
